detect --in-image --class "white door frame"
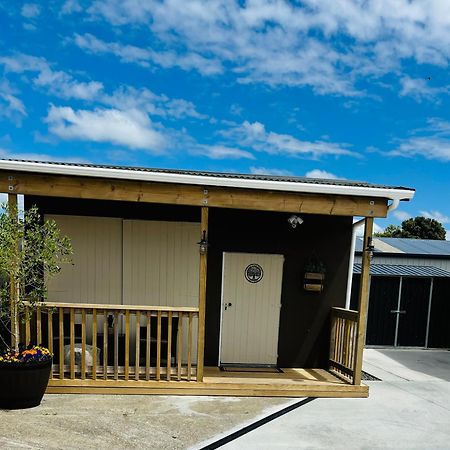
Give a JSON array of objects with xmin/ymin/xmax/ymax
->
[{"xmin": 217, "ymin": 252, "xmax": 227, "ymax": 366}]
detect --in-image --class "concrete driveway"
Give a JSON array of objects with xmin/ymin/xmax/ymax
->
[
  {"xmin": 1, "ymin": 349, "xmax": 449, "ymax": 449},
  {"xmin": 202, "ymin": 349, "xmax": 450, "ymax": 450}
]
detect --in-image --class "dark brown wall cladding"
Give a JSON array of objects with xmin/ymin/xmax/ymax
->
[
  {"xmin": 26, "ymin": 196, "xmax": 353, "ymax": 368},
  {"xmin": 25, "ymin": 196, "xmax": 200, "ymax": 222},
  {"xmin": 205, "ymin": 208, "xmax": 352, "ymax": 368}
]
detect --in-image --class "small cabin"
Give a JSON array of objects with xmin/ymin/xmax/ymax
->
[{"xmin": 0, "ymin": 159, "xmax": 415, "ymax": 397}]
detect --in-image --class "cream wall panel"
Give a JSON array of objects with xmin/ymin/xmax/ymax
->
[
  {"xmin": 46, "ymin": 215, "xmax": 122, "ymax": 305},
  {"xmin": 122, "ymin": 220, "xmax": 200, "ymax": 307},
  {"xmin": 123, "ymin": 220, "xmax": 200, "ymax": 363}
]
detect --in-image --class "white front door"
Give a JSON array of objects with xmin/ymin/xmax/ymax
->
[{"xmin": 220, "ymin": 252, "xmax": 284, "ymax": 366}]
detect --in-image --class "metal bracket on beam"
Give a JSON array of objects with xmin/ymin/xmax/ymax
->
[
  {"xmin": 7, "ymin": 175, "xmax": 15, "ymax": 191},
  {"xmin": 202, "ymin": 188, "xmax": 209, "ymax": 205}
]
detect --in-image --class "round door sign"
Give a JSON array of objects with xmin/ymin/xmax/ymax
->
[{"xmin": 245, "ymin": 264, "xmax": 264, "ymax": 283}]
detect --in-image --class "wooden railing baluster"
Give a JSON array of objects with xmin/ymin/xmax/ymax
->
[
  {"xmin": 329, "ymin": 307, "xmax": 359, "ymax": 384},
  {"xmin": 81, "ymin": 309, "xmax": 86, "ymax": 380},
  {"xmin": 36, "ymin": 306, "xmax": 42, "ymax": 345},
  {"xmin": 70, "ymin": 308, "xmax": 75, "ymax": 379},
  {"xmin": 135, "ymin": 311, "xmax": 141, "ymax": 381},
  {"xmin": 187, "ymin": 312, "xmax": 193, "ymax": 381},
  {"xmin": 124, "ymin": 310, "xmax": 130, "ymax": 381},
  {"xmin": 103, "ymin": 311, "xmax": 108, "ymax": 380},
  {"xmin": 146, "ymin": 312, "xmax": 151, "ymax": 381},
  {"xmin": 177, "ymin": 313, "xmax": 183, "ymax": 381},
  {"xmin": 23, "ymin": 302, "xmax": 198, "ymax": 384},
  {"xmin": 156, "ymin": 311, "xmax": 161, "ymax": 381},
  {"xmin": 25, "ymin": 306, "xmax": 31, "ymax": 345},
  {"xmin": 47, "ymin": 310, "xmax": 53, "ymax": 353},
  {"xmin": 59, "ymin": 308, "xmax": 64, "ymax": 380},
  {"xmin": 114, "ymin": 311, "xmax": 119, "ymax": 380},
  {"xmin": 167, "ymin": 311, "xmax": 172, "ymax": 381},
  {"xmin": 92, "ymin": 309, "xmax": 97, "ymax": 380}
]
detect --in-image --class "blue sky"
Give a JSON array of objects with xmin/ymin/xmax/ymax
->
[{"xmin": 1, "ymin": 1, "xmax": 450, "ymax": 234}]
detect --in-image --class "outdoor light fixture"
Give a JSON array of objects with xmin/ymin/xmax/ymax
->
[
  {"xmin": 288, "ymin": 215, "xmax": 304, "ymax": 229},
  {"xmin": 366, "ymin": 236, "xmax": 375, "ymax": 260},
  {"xmin": 198, "ymin": 230, "xmax": 209, "ymax": 255}
]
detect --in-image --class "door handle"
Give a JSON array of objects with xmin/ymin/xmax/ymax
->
[
  {"xmin": 224, "ymin": 302, "xmax": 232, "ymax": 310},
  {"xmin": 390, "ymin": 310, "xmax": 406, "ymax": 314}
]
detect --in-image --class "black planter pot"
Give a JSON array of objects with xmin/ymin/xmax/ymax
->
[{"xmin": 0, "ymin": 358, "xmax": 52, "ymax": 409}]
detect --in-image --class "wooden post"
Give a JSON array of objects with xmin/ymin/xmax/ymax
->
[
  {"xmin": 353, "ymin": 217, "xmax": 373, "ymax": 385},
  {"xmin": 8, "ymin": 193, "xmax": 19, "ymax": 349},
  {"xmin": 196, "ymin": 206, "xmax": 208, "ymax": 382}
]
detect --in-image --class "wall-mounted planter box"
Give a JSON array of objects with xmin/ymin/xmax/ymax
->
[{"xmin": 304, "ymin": 272, "xmax": 325, "ymax": 293}]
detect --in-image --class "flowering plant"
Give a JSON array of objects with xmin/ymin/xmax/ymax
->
[{"xmin": 0, "ymin": 344, "xmax": 52, "ymax": 364}]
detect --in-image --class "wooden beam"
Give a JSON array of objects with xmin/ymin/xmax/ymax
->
[
  {"xmin": 196, "ymin": 207, "xmax": 208, "ymax": 382},
  {"xmin": 353, "ymin": 217, "xmax": 373, "ymax": 385},
  {"xmin": 1, "ymin": 171, "xmax": 389, "ymax": 217}
]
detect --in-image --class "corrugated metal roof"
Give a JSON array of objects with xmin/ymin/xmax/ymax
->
[
  {"xmin": 379, "ymin": 238, "xmax": 450, "ymax": 256},
  {"xmin": 0, "ymin": 159, "xmax": 414, "ymax": 191},
  {"xmin": 355, "ymin": 237, "xmax": 450, "ymax": 256},
  {"xmin": 353, "ymin": 263, "xmax": 450, "ymax": 277}
]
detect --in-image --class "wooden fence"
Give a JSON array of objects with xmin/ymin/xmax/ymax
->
[
  {"xmin": 22, "ymin": 302, "xmax": 199, "ymax": 382},
  {"xmin": 329, "ymin": 307, "xmax": 359, "ymax": 384}
]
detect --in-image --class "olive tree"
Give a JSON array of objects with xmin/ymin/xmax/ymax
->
[{"xmin": 0, "ymin": 203, "xmax": 73, "ymax": 351}]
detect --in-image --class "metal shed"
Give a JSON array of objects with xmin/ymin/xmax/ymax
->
[{"xmin": 351, "ymin": 263, "xmax": 450, "ymax": 348}]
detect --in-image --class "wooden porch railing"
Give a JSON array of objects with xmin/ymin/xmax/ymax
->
[
  {"xmin": 329, "ymin": 307, "xmax": 359, "ymax": 384},
  {"xmin": 22, "ymin": 302, "xmax": 199, "ymax": 382}
]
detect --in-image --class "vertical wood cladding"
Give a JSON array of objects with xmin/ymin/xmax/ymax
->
[{"xmin": 27, "ymin": 196, "xmax": 353, "ymax": 368}]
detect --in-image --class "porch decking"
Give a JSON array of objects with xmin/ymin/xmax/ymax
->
[{"xmin": 46, "ymin": 367, "xmax": 368, "ymax": 398}]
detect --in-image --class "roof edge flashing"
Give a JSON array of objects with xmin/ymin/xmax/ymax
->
[{"xmin": 0, "ymin": 160, "xmax": 415, "ymax": 201}]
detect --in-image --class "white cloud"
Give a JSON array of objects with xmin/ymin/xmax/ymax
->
[
  {"xmin": 44, "ymin": 106, "xmax": 167, "ymax": 152},
  {"xmin": 420, "ymin": 210, "xmax": 450, "ymax": 224},
  {"xmin": 103, "ymin": 86, "xmax": 206, "ymax": 120},
  {"xmin": 373, "ymin": 222, "xmax": 383, "ymax": 234},
  {"xmin": 389, "ymin": 118, "xmax": 450, "ymax": 161},
  {"xmin": 61, "ymin": 0, "xmax": 82, "ymax": 15},
  {"xmin": 399, "ymin": 76, "xmax": 450, "ymax": 102},
  {"xmin": 0, "ymin": 79, "xmax": 27, "ymax": 125},
  {"xmin": 21, "ymin": 4, "xmax": 41, "ymax": 19},
  {"xmin": 0, "ymin": 53, "xmax": 207, "ymax": 123},
  {"xmin": 74, "ymin": 33, "xmax": 222, "ymax": 76},
  {"xmin": 194, "ymin": 145, "xmax": 254, "ymax": 160},
  {"xmin": 393, "ymin": 210, "xmax": 411, "ymax": 221},
  {"xmin": 35, "ymin": 70, "xmax": 104, "ymax": 101},
  {"xmin": 249, "ymin": 167, "xmax": 293, "ymax": 176},
  {"xmin": 356, "ymin": 220, "xmax": 383, "ymax": 236},
  {"xmin": 0, "ymin": 53, "xmax": 104, "ymax": 101},
  {"xmin": 223, "ymin": 121, "xmax": 355, "ymax": 158},
  {"xmin": 78, "ymin": 0, "xmax": 450, "ymax": 96},
  {"xmin": 305, "ymin": 169, "xmax": 339, "ymax": 179}
]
